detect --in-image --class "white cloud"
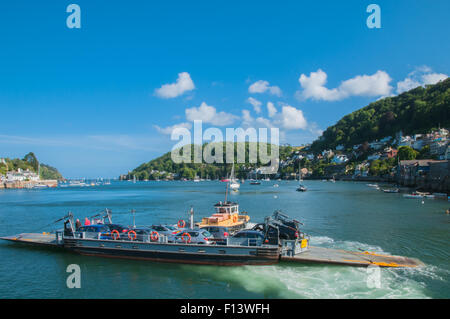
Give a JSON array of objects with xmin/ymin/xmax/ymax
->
[
  {"xmin": 241, "ymin": 110, "xmax": 254, "ymax": 127},
  {"xmin": 274, "ymin": 105, "xmax": 308, "ymax": 130},
  {"xmin": 396, "ymin": 66, "xmax": 448, "ymax": 94},
  {"xmin": 422, "ymin": 73, "xmax": 448, "ymax": 85},
  {"xmin": 267, "ymin": 102, "xmax": 277, "ymax": 118},
  {"xmin": 297, "ymin": 69, "xmax": 392, "ymax": 101},
  {"xmin": 155, "ymin": 72, "xmax": 195, "ymax": 98},
  {"xmin": 248, "ymin": 80, "xmax": 282, "ymax": 96},
  {"xmin": 240, "ymin": 104, "xmax": 308, "ymax": 131},
  {"xmin": 154, "ymin": 122, "xmax": 192, "ymax": 135},
  {"xmin": 246, "ymin": 97, "xmax": 262, "ymax": 114},
  {"xmin": 185, "ymin": 102, "xmax": 238, "ymax": 126}
]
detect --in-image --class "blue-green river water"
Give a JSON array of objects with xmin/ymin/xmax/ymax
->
[{"xmin": 0, "ymin": 180, "xmax": 448, "ymax": 298}]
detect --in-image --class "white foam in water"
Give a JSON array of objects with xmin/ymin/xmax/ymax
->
[{"xmin": 184, "ymin": 236, "xmax": 437, "ymax": 298}]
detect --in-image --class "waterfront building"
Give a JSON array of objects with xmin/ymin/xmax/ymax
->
[
  {"xmin": 430, "ymin": 139, "xmax": 449, "ymax": 157},
  {"xmin": 6, "ymin": 168, "xmax": 40, "ymax": 182},
  {"xmin": 397, "ymin": 159, "xmax": 449, "ymax": 191}
]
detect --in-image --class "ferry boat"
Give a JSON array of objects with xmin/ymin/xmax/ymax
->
[
  {"xmin": 197, "ymin": 201, "xmax": 250, "ymax": 232},
  {"xmin": 1, "ymin": 209, "xmax": 425, "ymax": 268},
  {"xmin": 8, "ymin": 210, "xmax": 277, "ymax": 266}
]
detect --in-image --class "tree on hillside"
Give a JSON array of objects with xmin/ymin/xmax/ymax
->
[
  {"xmin": 23, "ymin": 152, "xmax": 39, "ymax": 172},
  {"xmin": 398, "ymin": 146, "xmax": 419, "ymax": 160}
]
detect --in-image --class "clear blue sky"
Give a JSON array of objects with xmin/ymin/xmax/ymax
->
[{"xmin": 0, "ymin": 0, "xmax": 449, "ymax": 178}]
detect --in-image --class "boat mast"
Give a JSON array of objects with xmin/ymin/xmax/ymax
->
[
  {"xmin": 225, "ymin": 180, "xmax": 229, "ymax": 203},
  {"xmin": 131, "ymin": 209, "xmax": 136, "ymax": 229},
  {"xmin": 189, "ymin": 206, "xmax": 194, "ymax": 229}
]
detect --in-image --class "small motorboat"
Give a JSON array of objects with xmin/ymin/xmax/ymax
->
[
  {"xmin": 296, "ymin": 184, "xmax": 307, "ymax": 192},
  {"xmin": 383, "ymin": 188, "xmax": 399, "ymax": 193},
  {"xmin": 403, "ymin": 193, "xmax": 424, "ymax": 199},
  {"xmin": 250, "ymin": 180, "xmax": 261, "ymax": 185}
]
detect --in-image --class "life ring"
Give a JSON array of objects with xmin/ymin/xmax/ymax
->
[
  {"xmin": 181, "ymin": 232, "xmax": 191, "ymax": 243},
  {"xmin": 150, "ymin": 231, "xmax": 159, "ymax": 241},
  {"xmin": 128, "ymin": 230, "xmax": 137, "ymax": 241},
  {"xmin": 177, "ymin": 219, "xmax": 186, "ymax": 228},
  {"xmin": 111, "ymin": 230, "xmax": 120, "ymax": 240},
  {"xmin": 233, "ymin": 215, "xmax": 238, "ymax": 223}
]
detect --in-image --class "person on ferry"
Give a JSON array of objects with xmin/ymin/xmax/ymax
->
[{"xmin": 75, "ymin": 219, "xmax": 82, "ymax": 230}]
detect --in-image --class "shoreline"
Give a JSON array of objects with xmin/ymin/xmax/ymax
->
[{"xmin": 0, "ymin": 180, "xmax": 58, "ymax": 189}]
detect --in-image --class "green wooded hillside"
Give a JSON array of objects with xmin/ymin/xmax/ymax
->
[
  {"xmin": 310, "ymin": 78, "xmax": 449, "ymax": 152},
  {"xmin": 126, "ymin": 142, "xmax": 292, "ymax": 180},
  {"xmin": 0, "ymin": 152, "xmax": 63, "ymax": 180}
]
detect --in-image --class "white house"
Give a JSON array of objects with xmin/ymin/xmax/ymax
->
[
  {"xmin": 6, "ymin": 168, "xmax": 40, "ymax": 182},
  {"xmin": 322, "ymin": 149, "xmax": 334, "ymax": 158},
  {"xmin": 398, "ymin": 136, "xmax": 413, "ymax": 147},
  {"xmin": 331, "ymin": 154, "xmax": 349, "ymax": 164}
]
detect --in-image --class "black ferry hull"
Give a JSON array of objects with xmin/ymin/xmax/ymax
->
[{"xmin": 63, "ymin": 238, "xmax": 279, "ymax": 266}]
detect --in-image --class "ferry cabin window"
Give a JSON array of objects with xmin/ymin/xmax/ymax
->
[{"xmin": 205, "ymin": 227, "xmax": 219, "ymax": 233}]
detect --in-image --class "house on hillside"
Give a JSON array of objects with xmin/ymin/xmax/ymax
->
[
  {"xmin": 380, "ymin": 147, "xmax": 398, "ymax": 160},
  {"xmin": 6, "ymin": 168, "xmax": 40, "ymax": 182},
  {"xmin": 322, "ymin": 149, "xmax": 334, "ymax": 159},
  {"xmin": 331, "ymin": 154, "xmax": 349, "ymax": 164},
  {"xmin": 369, "ymin": 140, "xmax": 385, "ymax": 150},
  {"xmin": 325, "ymin": 164, "xmax": 348, "ymax": 176},
  {"xmin": 353, "ymin": 163, "xmax": 369, "ymax": 177},
  {"xmin": 430, "ymin": 139, "xmax": 449, "ymax": 158}
]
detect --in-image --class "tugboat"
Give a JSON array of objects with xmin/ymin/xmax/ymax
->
[{"xmin": 197, "ymin": 201, "xmax": 250, "ymax": 232}]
